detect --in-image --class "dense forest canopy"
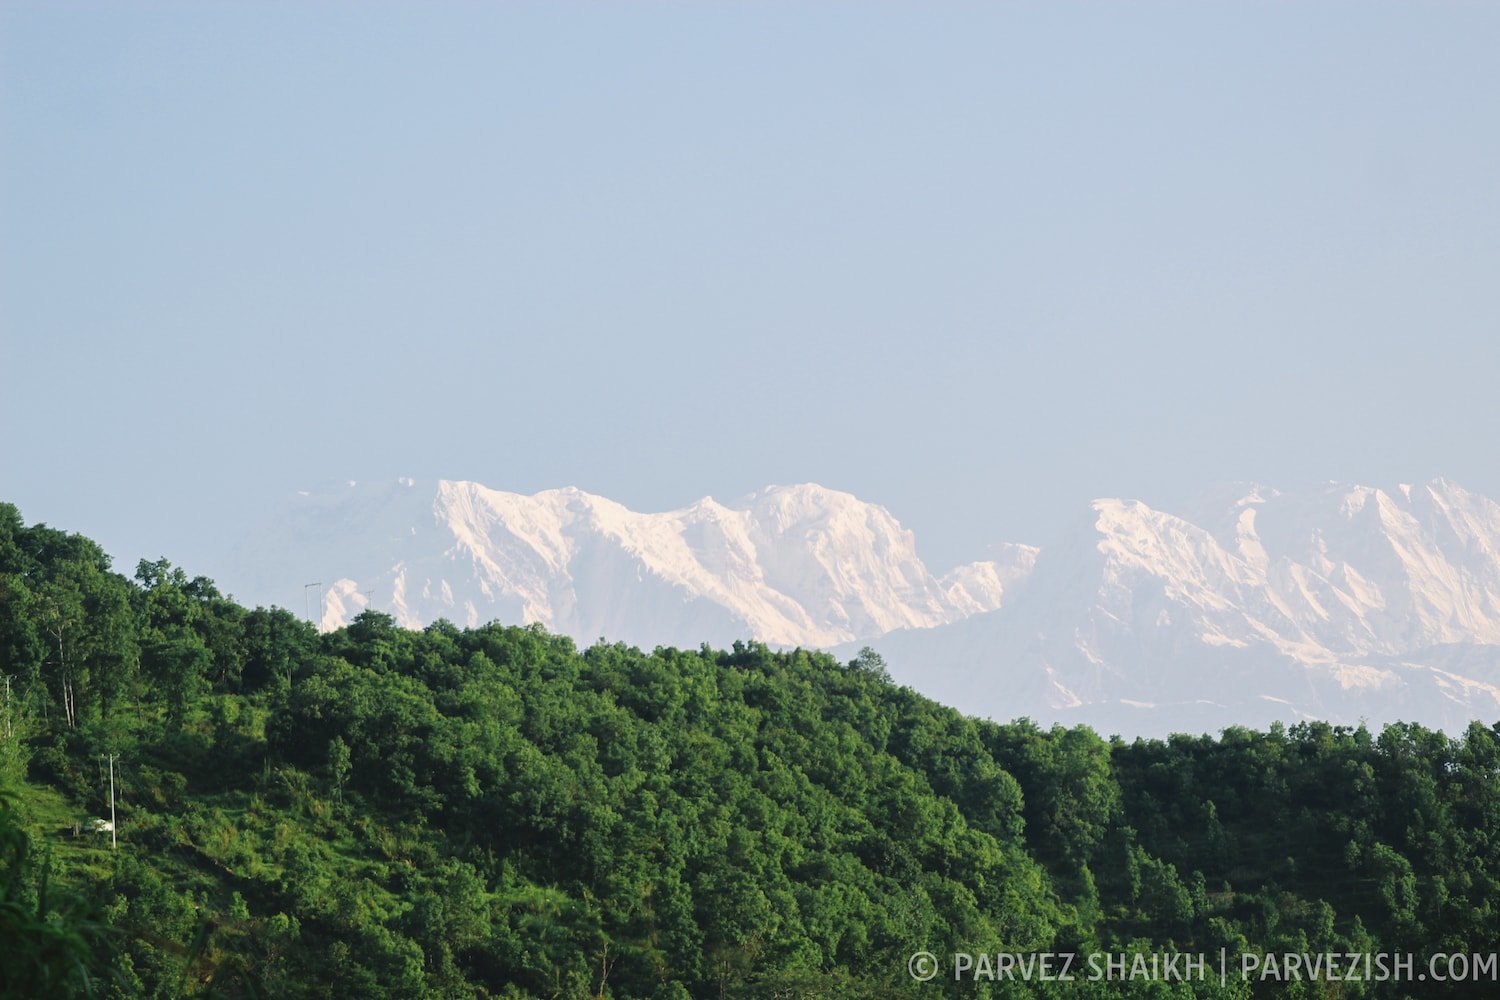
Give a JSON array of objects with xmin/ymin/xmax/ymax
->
[{"xmin": 1, "ymin": 501, "xmax": 1498, "ymax": 998}]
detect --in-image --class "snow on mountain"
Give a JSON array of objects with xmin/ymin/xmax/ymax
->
[
  {"xmin": 225, "ymin": 475, "xmax": 1500, "ymax": 736},
  {"xmin": 939, "ymin": 543, "xmax": 1039, "ymax": 616},
  {"xmin": 853, "ymin": 479, "xmax": 1500, "ymax": 737},
  {"xmin": 227, "ymin": 479, "xmax": 986, "ymax": 650}
]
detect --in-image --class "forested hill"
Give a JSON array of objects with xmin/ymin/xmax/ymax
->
[{"xmin": 2, "ymin": 501, "xmax": 1499, "ymax": 999}]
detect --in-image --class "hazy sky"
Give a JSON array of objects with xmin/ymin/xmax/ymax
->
[{"xmin": 3, "ymin": 3, "xmax": 1498, "ymax": 579}]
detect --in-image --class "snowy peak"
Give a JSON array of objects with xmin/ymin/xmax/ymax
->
[
  {"xmin": 939, "ymin": 543, "xmax": 1039, "ymax": 617},
  {"xmin": 855, "ymin": 477, "xmax": 1500, "ymax": 737},
  {"xmin": 1074, "ymin": 480, "xmax": 1500, "ymax": 664},
  {"xmin": 718, "ymin": 483, "xmax": 959, "ymax": 638}
]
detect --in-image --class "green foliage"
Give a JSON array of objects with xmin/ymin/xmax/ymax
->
[
  {"xmin": 2, "ymin": 503, "xmax": 1499, "ymax": 998},
  {"xmin": 0, "ymin": 790, "xmax": 118, "ymax": 997}
]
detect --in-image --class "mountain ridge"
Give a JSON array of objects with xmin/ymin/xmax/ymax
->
[{"xmin": 230, "ymin": 478, "xmax": 1015, "ymax": 650}]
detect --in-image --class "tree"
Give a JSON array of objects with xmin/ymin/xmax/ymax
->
[
  {"xmin": 848, "ymin": 647, "xmax": 891, "ymax": 683},
  {"xmin": 33, "ymin": 557, "xmax": 136, "ymax": 728},
  {"xmin": 137, "ymin": 565, "xmax": 212, "ymax": 729}
]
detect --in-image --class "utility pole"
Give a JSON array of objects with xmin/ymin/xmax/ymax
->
[
  {"xmin": 304, "ymin": 582, "xmax": 322, "ymax": 628},
  {"xmin": 107, "ymin": 752, "xmax": 117, "ymax": 850}
]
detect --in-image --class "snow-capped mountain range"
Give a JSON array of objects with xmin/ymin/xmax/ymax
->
[
  {"xmin": 226, "ymin": 477, "xmax": 1500, "ymax": 736},
  {"xmin": 229, "ymin": 478, "xmax": 1035, "ymax": 649}
]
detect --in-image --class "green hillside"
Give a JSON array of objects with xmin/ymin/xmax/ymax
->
[{"xmin": 2, "ymin": 502, "xmax": 1497, "ymax": 998}]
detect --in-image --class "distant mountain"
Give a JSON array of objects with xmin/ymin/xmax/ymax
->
[
  {"xmin": 227, "ymin": 478, "xmax": 1021, "ymax": 650},
  {"xmin": 851, "ymin": 478, "xmax": 1500, "ymax": 736},
  {"xmin": 225, "ymin": 476, "xmax": 1500, "ymax": 736}
]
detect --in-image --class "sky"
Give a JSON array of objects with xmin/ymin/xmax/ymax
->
[{"xmin": 3, "ymin": 2, "xmax": 1499, "ymax": 579}]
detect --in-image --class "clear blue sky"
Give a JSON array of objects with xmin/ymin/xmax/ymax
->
[{"xmin": 3, "ymin": 2, "xmax": 1498, "ymax": 579}]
